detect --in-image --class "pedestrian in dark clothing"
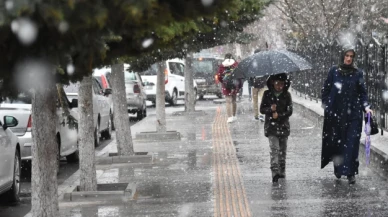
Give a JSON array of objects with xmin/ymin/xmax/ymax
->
[
  {"xmin": 260, "ymin": 73, "xmax": 293, "ymax": 183},
  {"xmin": 321, "ymin": 48, "xmax": 373, "ymax": 184}
]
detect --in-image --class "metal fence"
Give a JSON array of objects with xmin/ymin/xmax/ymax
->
[{"xmin": 291, "ymin": 38, "xmax": 388, "ymax": 132}]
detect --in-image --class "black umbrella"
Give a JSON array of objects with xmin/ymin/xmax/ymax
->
[{"xmin": 233, "ymin": 50, "xmax": 312, "ymax": 79}]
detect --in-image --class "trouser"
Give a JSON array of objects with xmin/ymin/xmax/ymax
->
[
  {"xmin": 252, "ymin": 87, "xmax": 266, "ymax": 118},
  {"xmin": 225, "ymin": 95, "xmax": 237, "ymax": 117},
  {"xmin": 268, "ymin": 136, "xmax": 288, "ymax": 177}
]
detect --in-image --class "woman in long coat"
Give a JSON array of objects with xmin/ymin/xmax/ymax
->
[{"xmin": 321, "ymin": 48, "xmax": 373, "ymax": 184}]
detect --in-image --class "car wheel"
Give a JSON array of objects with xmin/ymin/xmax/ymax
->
[
  {"xmin": 102, "ymin": 116, "xmax": 112, "ymax": 139},
  {"xmin": 216, "ymin": 93, "xmax": 223, "ymax": 99},
  {"xmin": 137, "ymin": 108, "xmax": 144, "ymax": 120},
  {"xmin": 111, "ymin": 112, "xmax": 115, "ymax": 131},
  {"xmin": 66, "ymin": 142, "xmax": 79, "ymax": 163},
  {"xmin": 169, "ymin": 89, "xmax": 178, "ymax": 106},
  {"xmin": 56, "ymin": 137, "xmax": 61, "ymax": 175},
  {"xmin": 198, "ymin": 95, "xmax": 204, "ymax": 100},
  {"xmin": 5, "ymin": 149, "xmax": 21, "ymax": 203},
  {"xmin": 94, "ymin": 123, "xmax": 100, "ymax": 147},
  {"xmin": 143, "ymin": 103, "xmax": 147, "ymax": 118}
]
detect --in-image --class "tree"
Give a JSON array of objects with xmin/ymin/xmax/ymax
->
[
  {"xmin": 78, "ymin": 76, "xmax": 97, "ymax": 191},
  {"xmin": 184, "ymin": 53, "xmax": 196, "ymax": 112},
  {"xmin": 272, "ymin": 0, "xmax": 388, "ymax": 46},
  {"xmin": 110, "ymin": 63, "xmax": 133, "ymax": 155}
]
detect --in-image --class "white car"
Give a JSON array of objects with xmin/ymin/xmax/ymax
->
[
  {"xmin": 94, "ymin": 65, "xmax": 147, "ymax": 120},
  {"xmin": 140, "ymin": 59, "xmax": 197, "ymax": 105},
  {"xmin": 64, "ymin": 78, "xmax": 113, "ymax": 147},
  {"xmin": 0, "ymin": 90, "xmax": 79, "ymax": 168},
  {"xmin": 0, "ymin": 116, "xmax": 21, "ymax": 202}
]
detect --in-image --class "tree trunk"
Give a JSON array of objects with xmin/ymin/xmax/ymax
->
[
  {"xmin": 31, "ymin": 79, "xmax": 58, "ymax": 217},
  {"xmin": 184, "ymin": 53, "xmax": 196, "ymax": 112},
  {"xmin": 156, "ymin": 62, "xmax": 167, "ymax": 132},
  {"xmin": 111, "ymin": 63, "xmax": 134, "ymax": 156},
  {"xmin": 78, "ymin": 75, "xmax": 97, "ymax": 191}
]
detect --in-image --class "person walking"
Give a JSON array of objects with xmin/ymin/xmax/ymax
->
[
  {"xmin": 260, "ymin": 73, "xmax": 293, "ymax": 183},
  {"xmin": 216, "ymin": 53, "xmax": 241, "ymax": 123},
  {"xmin": 249, "ymin": 76, "xmax": 267, "ymax": 121},
  {"xmin": 321, "ymin": 48, "xmax": 373, "ymax": 184}
]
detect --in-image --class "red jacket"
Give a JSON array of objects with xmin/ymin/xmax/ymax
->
[{"xmin": 216, "ymin": 59, "xmax": 241, "ymax": 96}]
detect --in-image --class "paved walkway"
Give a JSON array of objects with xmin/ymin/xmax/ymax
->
[{"xmin": 54, "ymin": 99, "xmax": 388, "ymax": 217}]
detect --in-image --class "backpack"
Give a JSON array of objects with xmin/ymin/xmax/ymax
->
[{"xmin": 222, "ymin": 66, "xmax": 239, "ymax": 90}]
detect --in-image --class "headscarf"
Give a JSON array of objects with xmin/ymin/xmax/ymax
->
[{"xmin": 339, "ymin": 48, "xmax": 357, "ymax": 75}]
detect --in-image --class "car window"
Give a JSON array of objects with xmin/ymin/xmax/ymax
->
[
  {"xmin": 93, "ymin": 79, "xmax": 102, "ymax": 95},
  {"xmin": 140, "ymin": 64, "xmax": 158, "ymax": 76},
  {"xmin": 168, "ymin": 62, "xmax": 178, "ymax": 75},
  {"xmin": 125, "ymin": 71, "xmax": 137, "ymax": 81},
  {"xmin": 192, "ymin": 59, "xmax": 215, "ymax": 74},
  {"xmin": 176, "ymin": 63, "xmax": 185, "ymax": 76},
  {"xmin": 64, "ymin": 83, "xmax": 79, "ymax": 93},
  {"xmin": 3, "ymin": 93, "xmax": 32, "ymax": 104}
]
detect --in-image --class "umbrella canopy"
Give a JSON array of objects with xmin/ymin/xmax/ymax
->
[{"xmin": 233, "ymin": 50, "xmax": 312, "ymax": 79}]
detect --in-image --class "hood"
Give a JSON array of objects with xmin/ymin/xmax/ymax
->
[
  {"xmin": 266, "ymin": 73, "xmax": 291, "ymax": 92},
  {"xmin": 222, "ymin": 59, "xmax": 236, "ymax": 67}
]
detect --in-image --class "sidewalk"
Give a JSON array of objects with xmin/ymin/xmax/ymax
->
[
  {"xmin": 50, "ymin": 95, "xmax": 388, "ymax": 217},
  {"xmin": 57, "ymin": 107, "xmax": 218, "ymax": 217}
]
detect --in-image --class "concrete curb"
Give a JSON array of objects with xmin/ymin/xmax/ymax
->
[
  {"xmin": 135, "ymin": 131, "xmax": 181, "ymax": 141},
  {"xmin": 96, "ymin": 155, "xmax": 153, "ymax": 165},
  {"xmin": 213, "ymin": 99, "xmax": 226, "ymax": 104},
  {"xmin": 63, "ymin": 182, "xmax": 136, "ymax": 202},
  {"xmin": 293, "ymin": 101, "xmax": 388, "ymax": 177}
]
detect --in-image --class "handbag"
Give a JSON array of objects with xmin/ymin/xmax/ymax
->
[{"xmin": 365, "ymin": 113, "xmax": 379, "ymax": 135}]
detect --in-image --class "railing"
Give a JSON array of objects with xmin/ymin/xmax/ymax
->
[{"xmin": 290, "ymin": 38, "xmax": 388, "ymax": 132}]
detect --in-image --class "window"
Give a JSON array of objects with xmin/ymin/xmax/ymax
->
[
  {"xmin": 124, "ymin": 71, "xmax": 137, "ymax": 81},
  {"xmin": 169, "ymin": 62, "xmax": 184, "ymax": 76},
  {"xmin": 63, "ymin": 83, "xmax": 79, "ymax": 93},
  {"xmin": 140, "ymin": 64, "xmax": 158, "ymax": 76},
  {"xmin": 93, "ymin": 79, "xmax": 102, "ymax": 95},
  {"xmin": 3, "ymin": 93, "xmax": 32, "ymax": 104},
  {"xmin": 168, "ymin": 62, "xmax": 178, "ymax": 75},
  {"xmin": 176, "ymin": 63, "xmax": 185, "ymax": 76},
  {"xmin": 192, "ymin": 59, "xmax": 215, "ymax": 74}
]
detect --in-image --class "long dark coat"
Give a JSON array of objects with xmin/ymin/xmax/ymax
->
[
  {"xmin": 321, "ymin": 66, "xmax": 369, "ymax": 175},
  {"xmin": 260, "ymin": 75, "xmax": 293, "ymax": 137}
]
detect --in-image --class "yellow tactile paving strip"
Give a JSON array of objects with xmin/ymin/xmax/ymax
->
[{"xmin": 213, "ymin": 107, "xmax": 252, "ymax": 217}]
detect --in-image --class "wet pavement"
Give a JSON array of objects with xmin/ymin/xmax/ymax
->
[
  {"xmin": 5, "ymin": 97, "xmax": 388, "ymax": 217},
  {"xmin": 232, "ymin": 100, "xmax": 388, "ymax": 217}
]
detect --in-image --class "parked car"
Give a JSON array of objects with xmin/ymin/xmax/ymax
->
[
  {"xmin": 189, "ymin": 55, "xmax": 223, "ymax": 99},
  {"xmin": 0, "ymin": 88, "xmax": 79, "ymax": 171},
  {"xmin": 94, "ymin": 65, "xmax": 147, "ymax": 120},
  {"xmin": 94, "ymin": 73, "xmax": 115, "ymax": 129},
  {"xmin": 140, "ymin": 59, "xmax": 197, "ymax": 105},
  {"xmin": 0, "ymin": 115, "xmax": 21, "ymax": 202},
  {"xmin": 64, "ymin": 77, "xmax": 112, "ymax": 147},
  {"xmin": 124, "ymin": 70, "xmax": 147, "ymax": 120}
]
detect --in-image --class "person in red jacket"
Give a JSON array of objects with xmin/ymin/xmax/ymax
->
[{"xmin": 216, "ymin": 53, "xmax": 241, "ymax": 123}]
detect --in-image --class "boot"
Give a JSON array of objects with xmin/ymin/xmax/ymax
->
[
  {"xmin": 347, "ymin": 175, "xmax": 356, "ymax": 184},
  {"xmin": 272, "ymin": 170, "xmax": 280, "ymax": 183}
]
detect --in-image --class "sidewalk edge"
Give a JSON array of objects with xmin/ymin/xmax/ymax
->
[{"xmin": 293, "ymin": 101, "xmax": 388, "ymax": 178}]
